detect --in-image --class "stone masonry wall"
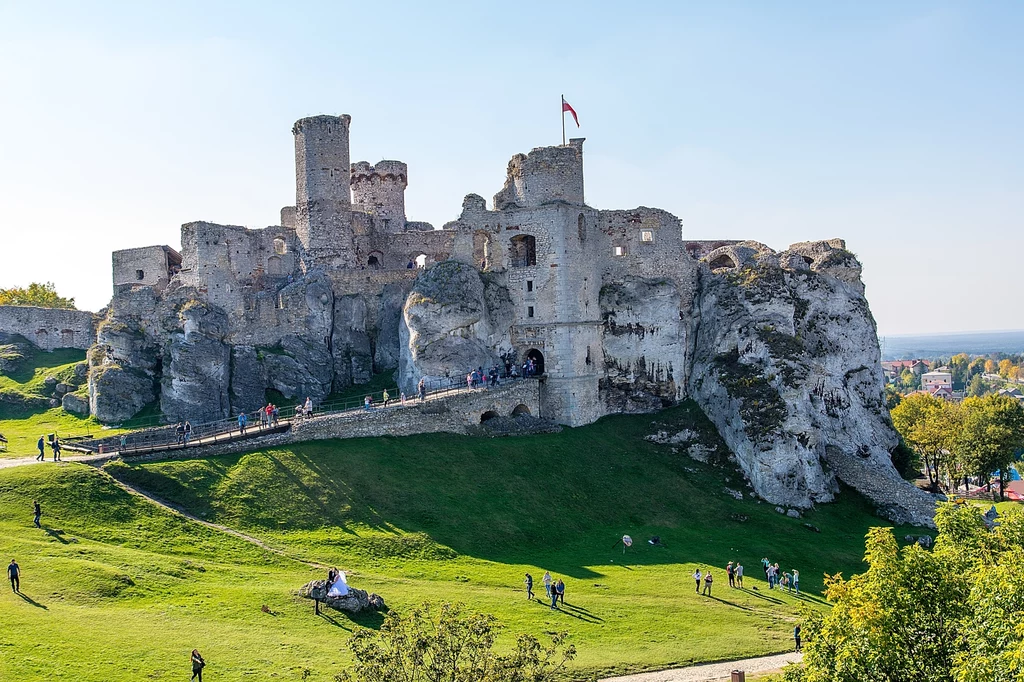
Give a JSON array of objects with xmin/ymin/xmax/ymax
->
[{"xmin": 0, "ymin": 306, "xmax": 96, "ymax": 350}]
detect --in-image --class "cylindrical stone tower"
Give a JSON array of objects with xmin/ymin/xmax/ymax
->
[
  {"xmin": 350, "ymin": 160, "xmax": 408, "ymax": 232},
  {"xmin": 293, "ymin": 114, "xmax": 353, "ymax": 268}
]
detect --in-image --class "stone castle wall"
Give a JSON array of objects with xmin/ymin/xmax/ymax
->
[{"xmin": 0, "ymin": 306, "xmax": 96, "ymax": 351}]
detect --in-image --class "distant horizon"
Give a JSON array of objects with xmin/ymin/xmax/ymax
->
[{"xmin": 879, "ymin": 329, "xmax": 1024, "ymax": 338}]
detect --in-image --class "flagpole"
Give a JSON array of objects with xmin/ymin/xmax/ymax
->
[{"xmin": 561, "ymin": 94, "xmax": 565, "ymax": 146}]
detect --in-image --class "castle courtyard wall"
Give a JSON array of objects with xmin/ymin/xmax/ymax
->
[{"xmin": 0, "ymin": 306, "xmax": 96, "ymax": 351}]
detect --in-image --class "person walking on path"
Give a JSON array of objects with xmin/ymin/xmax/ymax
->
[
  {"xmin": 693, "ymin": 568, "xmax": 703, "ymax": 593},
  {"xmin": 36, "ymin": 435, "xmax": 45, "ymax": 461},
  {"xmin": 33, "ymin": 500, "xmax": 41, "ymax": 529},
  {"xmin": 383, "ymin": 389, "xmax": 390, "ymax": 407},
  {"xmin": 191, "ymin": 649, "xmax": 206, "ymax": 681},
  {"xmin": 8, "ymin": 559, "xmax": 20, "ymax": 592},
  {"xmin": 702, "ymin": 571, "xmax": 713, "ymax": 596},
  {"xmin": 238, "ymin": 412, "xmax": 248, "ymax": 435},
  {"xmin": 50, "ymin": 436, "xmax": 61, "ymax": 461},
  {"xmin": 736, "ymin": 562, "xmax": 744, "ymax": 587},
  {"xmin": 176, "ymin": 421, "xmax": 186, "ymax": 444},
  {"xmin": 303, "ymin": 396, "xmax": 313, "ymax": 417},
  {"xmin": 183, "ymin": 421, "xmax": 192, "ymax": 444},
  {"xmin": 792, "ymin": 569, "xmax": 800, "ymax": 595},
  {"xmin": 364, "ymin": 395, "xmax": 372, "ymax": 411},
  {"xmin": 727, "ymin": 561, "xmax": 735, "ymax": 588},
  {"xmin": 524, "ymin": 573, "xmax": 534, "ymax": 600},
  {"xmin": 556, "ymin": 579, "xmax": 565, "ymax": 605},
  {"xmin": 794, "ymin": 625, "xmax": 802, "ymax": 652},
  {"xmin": 418, "ymin": 377, "xmax": 426, "ymax": 401},
  {"xmin": 543, "ymin": 571, "xmax": 552, "ymax": 598}
]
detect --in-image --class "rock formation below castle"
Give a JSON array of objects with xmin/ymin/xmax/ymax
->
[{"xmin": 0, "ymin": 113, "xmax": 935, "ymax": 525}]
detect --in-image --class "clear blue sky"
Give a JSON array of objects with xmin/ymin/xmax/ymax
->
[{"xmin": 1, "ymin": 1, "xmax": 1021, "ymax": 335}]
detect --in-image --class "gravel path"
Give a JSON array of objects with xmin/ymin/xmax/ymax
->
[{"xmin": 602, "ymin": 652, "xmax": 802, "ymax": 682}]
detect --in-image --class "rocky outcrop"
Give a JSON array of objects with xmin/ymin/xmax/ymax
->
[
  {"xmin": 398, "ymin": 261, "xmax": 512, "ymax": 392},
  {"xmin": 298, "ymin": 580, "xmax": 386, "ymax": 614},
  {"xmin": 688, "ymin": 240, "xmax": 931, "ymax": 521},
  {"xmin": 61, "ymin": 391, "xmax": 89, "ymax": 416},
  {"xmin": 160, "ymin": 300, "xmax": 231, "ymax": 422},
  {"xmin": 88, "ymin": 308, "xmax": 160, "ymax": 423}
]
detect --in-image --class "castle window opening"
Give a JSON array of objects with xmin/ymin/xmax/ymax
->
[
  {"xmin": 415, "ymin": 254, "xmax": 427, "ymax": 269},
  {"xmin": 613, "ymin": 246, "xmax": 626, "ymax": 257},
  {"xmin": 136, "ymin": 269, "xmax": 145, "ymax": 280},
  {"xmin": 641, "ymin": 230, "xmax": 654, "ymax": 243},
  {"xmin": 528, "ymin": 306, "xmax": 534, "ymax": 318},
  {"xmin": 368, "ymin": 251, "xmax": 384, "ymax": 269},
  {"xmin": 578, "ymin": 214, "xmax": 586, "ymax": 243},
  {"xmin": 273, "ymin": 238, "xmax": 287, "ymax": 255},
  {"xmin": 526, "ymin": 280, "xmax": 533, "ymax": 292},
  {"xmin": 510, "ymin": 234, "xmax": 536, "ymax": 267}
]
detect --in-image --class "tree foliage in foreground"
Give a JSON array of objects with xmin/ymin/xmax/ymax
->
[
  {"xmin": 0, "ymin": 281, "xmax": 76, "ymax": 309},
  {"xmin": 785, "ymin": 502, "xmax": 1024, "ymax": 682},
  {"xmin": 335, "ymin": 602, "xmax": 578, "ymax": 682}
]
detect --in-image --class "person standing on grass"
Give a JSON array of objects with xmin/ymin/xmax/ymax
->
[
  {"xmin": 556, "ymin": 579, "xmax": 565, "ymax": 605},
  {"xmin": 383, "ymin": 389, "xmax": 390, "ymax": 407},
  {"xmin": 792, "ymin": 569, "xmax": 800, "ymax": 595},
  {"xmin": 33, "ymin": 500, "xmax": 41, "ymax": 529},
  {"xmin": 238, "ymin": 412, "xmax": 248, "ymax": 435},
  {"xmin": 191, "ymin": 649, "xmax": 206, "ymax": 681},
  {"xmin": 726, "ymin": 561, "xmax": 735, "ymax": 588},
  {"xmin": 543, "ymin": 571, "xmax": 552, "ymax": 598},
  {"xmin": 762, "ymin": 556, "xmax": 770, "ymax": 579},
  {"xmin": 36, "ymin": 435, "xmax": 45, "ymax": 461},
  {"xmin": 524, "ymin": 573, "xmax": 534, "ymax": 600},
  {"xmin": 736, "ymin": 562, "xmax": 744, "ymax": 587},
  {"xmin": 794, "ymin": 625, "xmax": 802, "ymax": 652},
  {"xmin": 8, "ymin": 559, "xmax": 20, "ymax": 592},
  {"xmin": 693, "ymin": 567, "xmax": 703, "ymax": 593},
  {"xmin": 702, "ymin": 570, "xmax": 713, "ymax": 596},
  {"xmin": 549, "ymin": 579, "xmax": 558, "ymax": 609}
]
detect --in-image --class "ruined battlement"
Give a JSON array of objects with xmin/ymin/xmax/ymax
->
[
  {"xmin": 493, "ymin": 140, "xmax": 585, "ymax": 210},
  {"xmin": 351, "ymin": 160, "xmax": 408, "ymax": 231}
]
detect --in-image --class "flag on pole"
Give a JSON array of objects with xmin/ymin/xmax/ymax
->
[{"xmin": 562, "ymin": 97, "xmax": 580, "ymax": 127}]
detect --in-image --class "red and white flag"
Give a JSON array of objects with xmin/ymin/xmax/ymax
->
[{"xmin": 562, "ymin": 97, "xmax": 579, "ymax": 127}]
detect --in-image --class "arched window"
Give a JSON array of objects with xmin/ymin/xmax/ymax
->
[{"xmin": 510, "ymin": 235, "xmax": 536, "ymax": 267}]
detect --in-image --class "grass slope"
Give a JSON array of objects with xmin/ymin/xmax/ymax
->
[{"xmin": 1, "ymin": 402, "xmax": 927, "ymax": 680}]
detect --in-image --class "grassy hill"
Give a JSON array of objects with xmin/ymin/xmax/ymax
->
[{"xmin": 0, "ymin": 402, "xmax": 928, "ymax": 680}]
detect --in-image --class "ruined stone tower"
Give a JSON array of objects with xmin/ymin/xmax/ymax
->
[
  {"xmin": 351, "ymin": 160, "xmax": 408, "ymax": 232},
  {"xmin": 293, "ymin": 114, "xmax": 354, "ymax": 269}
]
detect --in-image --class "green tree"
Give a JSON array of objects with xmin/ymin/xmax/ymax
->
[
  {"xmin": 0, "ymin": 282, "xmax": 76, "ymax": 309},
  {"xmin": 891, "ymin": 392, "xmax": 955, "ymax": 491},
  {"xmin": 955, "ymin": 396, "xmax": 1024, "ymax": 500},
  {"xmin": 785, "ymin": 503, "xmax": 1024, "ymax": 682},
  {"xmin": 967, "ymin": 373, "xmax": 987, "ymax": 398},
  {"xmin": 336, "ymin": 602, "xmax": 577, "ymax": 682}
]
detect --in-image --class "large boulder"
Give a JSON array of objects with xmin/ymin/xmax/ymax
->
[
  {"xmin": 298, "ymin": 580, "xmax": 386, "ymax": 614},
  {"xmin": 689, "ymin": 241, "xmax": 936, "ymax": 525},
  {"xmin": 88, "ymin": 361, "xmax": 155, "ymax": 423},
  {"xmin": 61, "ymin": 392, "xmax": 90, "ymax": 417},
  {"xmin": 398, "ymin": 261, "xmax": 511, "ymax": 393}
]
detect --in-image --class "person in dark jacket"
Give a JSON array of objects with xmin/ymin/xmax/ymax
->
[
  {"xmin": 33, "ymin": 500, "xmax": 41, "ymax": 528},
  {"xmin": 191, "ymin": 649, "xmax": 205, "ymax": 681},
  {"xmin": 36, "ymin": 435, "xmax": 45, "ymax": 461},
  {"xmin": 8, "ymin": 558, "xmax": 20, "ymax": 592}
]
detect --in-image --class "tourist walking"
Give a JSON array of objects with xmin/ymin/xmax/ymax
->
[
  {"xmin": 238, "ymin": 412, "xmax": 248, "ymax": 435},
  {"xmin": 8, "ymin": 558, "xmax": 20, "ymax": 592},
  {"xmin": 726, "ymin": 561, "xmax": 735, "ymax": 588},
  {"xmin": 400, "ymin": 392, "xmax": 406, "ymax": 406},
  {"xmin": 702, "ymin": 570, "xmax": 713, "ymax": 596},
  {"xmin": 792, "ymin": 569, "xmax": 800, "ymax": 594},
  {"xmin": 183, "ymin": 421, "xmax": 192, "ymax": 444},
  {"xmin": 364, "ymin": 395, "xmax": 372, "ymax": 411},
  {"xmin": 176, "ymin": 421, "xmax": 186, "ymax": 444},
  {"xmin": 693, "ymin": 568, "xmax": 703, "ymax": 593},
  {"xmin": 794, "ymin": 624, "xmax": 802, "ymax": 652},
  {"xmin": 556, "ymin": 579, "xmax": 565, "ymax": 605},
  {"xmin": 418, "ymin": 377, "xmax": 426, "ymax": 400},
  {"xmin": 50, "ymin": 436, "xmax": 61, "ymax": 461},
  {"xmin": 543, "ymin": 571, "xmax": 552, "ymax": 598},
  {"xmin": 36, "ymin": 435, "xmax": 45, "ymax": 461},
  {"xmin": 303, "ymin": 396, "xmax": 313, "ymax": 417},
  {"xmin": 736, "ymin": 562, "xmax": 744, "ymax": 587},
  {"xmin": 383, "ymin": 389, "xmax": 390, "ymax": 407},
  {"xmin": 524, "ymin": 573, "xmax": 534, "ymax": 600},
  {"xmin": 191, "ymin": 649, "xmax": 206, "ymax": 681},
  {"xmin": 260, "ymin": 405, "xmax": 269, "ymax": 428},
  {"xmin": 33, "ymin": 500, "xmax": 41, "ymax": 529},
  {"xmin": 549, "ymin": 579, "xmax": 558, "ymax": 609}
]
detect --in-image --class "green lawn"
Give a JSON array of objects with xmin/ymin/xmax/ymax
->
[{"xmin": 0, "ymin": 402, "xmax": 927, "ymax": 680}]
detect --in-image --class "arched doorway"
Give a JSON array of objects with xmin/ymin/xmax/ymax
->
[
  {"xmin": 368, "ymin": 251, "xmax": 384, "ymax": 269},
  {"xmin": 511, "ymin": 404, "xmax": 531, "ymax": 417},
  {"xmin": 480, "ymin": 410, "xmax": 499, "ymax": 423},
  {"xmin": 525, "ymin": 348, "xmax": 545, "ymax": 376}
]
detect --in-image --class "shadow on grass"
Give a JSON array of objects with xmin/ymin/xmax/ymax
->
[
  {"xmin": 346, "ymin": 609, "xmax": 385, "ymax": 630},
  {"xmin": 44, "ymin": 527, "xmax": 70, "ymax": 544},
  {"xmin": 737, "ymin": 587, "xmax": 784, "ymax": 604},
  {"xmin": 702, "ymin": 595, "xmax": 753, "ymax": 611},
  {"xmin": 16, "ymin": 591, "xmax": 47, "ymax": 609}
]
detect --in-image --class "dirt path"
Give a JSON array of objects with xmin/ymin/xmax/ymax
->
[
  {"xmin": 99, "ymin": 466, "xmax": 327, "ymax": 570},
  {"xmin": 0, "ymin": 452, "xmax": 114, "ymax": 469},
  {"xmin": 601, "ymin": 652, "xmax": 802, "ymax": 682}
]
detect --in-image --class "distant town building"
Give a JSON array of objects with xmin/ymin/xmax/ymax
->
[{"xmin": 922, "ymin": 371, "xmax": 953, "ymax": 394}]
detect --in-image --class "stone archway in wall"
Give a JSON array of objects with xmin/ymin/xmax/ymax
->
[
  {"xmin": 480, "ymin": 410, "xmax": 499, "ymax": 423},
  {"xmin": 368, "ymin": 251, "xmax": 384, "ymax": 269},
  {"xmin": 511, "ymin": 404, "xmax": 531, "ymax": 417},
  {"xmin": 526, "ymin": 348, "xmax": 545, "ymax": 375},
  {"xmin": 709, "ymin": 253, "xmax": 738, "ymax": 271}
]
